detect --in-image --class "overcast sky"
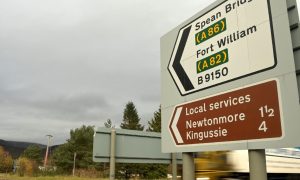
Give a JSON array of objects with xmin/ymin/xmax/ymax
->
[{"xmin": 0, "ymin": 0, "xmax": 215, "ymax": 145}]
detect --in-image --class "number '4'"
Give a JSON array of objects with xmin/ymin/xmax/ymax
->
[{"xmin": 258, "ymin": 121, "xmax": 268, "ymax": 132}]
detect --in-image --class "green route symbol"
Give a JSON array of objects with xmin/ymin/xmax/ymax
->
[{"xmin": 196, "ymin": 49, "xmax": 229, "ymax": 73}]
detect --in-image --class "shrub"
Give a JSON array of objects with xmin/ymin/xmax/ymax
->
[{"xmin": 17, "ymin": 157, "xmax": 37, "ymax": 176}]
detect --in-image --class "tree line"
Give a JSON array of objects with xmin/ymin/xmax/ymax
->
[{"xmin": 0, "ymin": 101, "xmax": 165, "ymax": 178}]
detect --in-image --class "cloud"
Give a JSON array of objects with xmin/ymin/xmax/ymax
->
[{"xmin": 0, "ymin": 0, "xmax": 216, "ymax": 144}]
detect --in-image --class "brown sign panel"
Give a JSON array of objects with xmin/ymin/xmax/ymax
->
[{"xmin": 169, "ymin": 80, "xmax": 282, "ymax": 145}]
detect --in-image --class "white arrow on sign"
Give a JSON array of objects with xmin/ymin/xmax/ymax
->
[{"xmin": 169, "ymin": 107, "xmax": 183, "ymax": 144}]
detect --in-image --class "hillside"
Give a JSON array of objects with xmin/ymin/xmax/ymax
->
[{"xmin": 0, "ymin": 139, "xmax": 46, "ymax": 158}]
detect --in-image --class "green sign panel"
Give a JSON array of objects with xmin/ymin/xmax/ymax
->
[
  {"xmin": 196, "ymin": 48, "xmax": 229, "ymax": 73},
  {"xmin": 195, "ymin": 18, "xmax": 227, "ymax": 45}
]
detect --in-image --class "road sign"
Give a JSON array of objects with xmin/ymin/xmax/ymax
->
[
  {"xmin": 161, "ymin": 0, "xmax": 300, "ymax": 153},
  {"xmin": 93, "ymin": 127, "xmax": 182, "ymax": 164},
  {"xmin": 169, "ymin": 80, "xmax": 282, "ymax": 146},
  {"xmin": 168, "ymin": 0, "xmax": 276, "ymax": 95}
]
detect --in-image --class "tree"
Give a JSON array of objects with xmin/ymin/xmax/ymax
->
[
  {"xmin": 0, "ymin": 146, "xmax": 13, "ymax": 173},
  {"xmin": 144, "ymin": 106, "xmax": 168, "ymax": 179},
  {"xmin": 140, "ymin": 164, "xmax": 168, "ymax": 179},
  {"xmin": 69, "ymin": 125, "xmax": 95, "ymax": 169},
  {"xmin": 52, "ymin": 125, "xmax": 98, "ymax": 173},
  {"xmin": 22, "ymin": 145, "xmax": 42, "ymax": 164},
  {"xmin": 51, "ymin": 143, "xmax": 73, "ymax": 172},
  {"xmin": 17, "ymin": 157, "xmax": 36, "ymax": 176},
  {"xmin": 147, "ymin": 106, "xmax": 161, "ymax": 132},
  {"xmin": 117, "ymin": 102, "xmax": 145, "ymax": 179},
  {"xmin": 120, "ymin": 101, "xmax": 144, "ymax": 130},
  {"xmin": 104, "ymin": 119, "xmax": 114, "ymax": 128}
]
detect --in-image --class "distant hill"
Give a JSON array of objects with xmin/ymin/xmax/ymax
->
[{"xmin": 0, "ymin": 139, "xmax": 47, "ymax": 159}]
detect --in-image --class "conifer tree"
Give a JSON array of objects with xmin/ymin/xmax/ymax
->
[
  {"xmin": 117, "ymin": 101, "xmax": 144, "ymax": 179},
  {"xmin": 120, "ymin": 101, "xmax": 144, "ymax": 130},
  {"xmin": 147, "ymin": 106, "xmax": 161, "ymax": 132},
  {"xmin": 104, "ymin": 119, "xmax": 113, "ymax": 128},
  {"xmin": 144, "ymin": 105, "xmax": 167, "ymax": 179}
]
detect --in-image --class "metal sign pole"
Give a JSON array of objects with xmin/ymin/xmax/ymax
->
[
  {"xmin": 182, "ymin": 152, "xmax": 195, "ymax": 180},
  {"xmin": 172, "ymin": 153, "xmax": 177, "ymax": 180},
  {"xmin": 109, "ymin": 128, "xmax": 116, "ymax": 180},
  {"xmin": 248, "ymin": 149, "xmax": 267, "ymax": 180}
]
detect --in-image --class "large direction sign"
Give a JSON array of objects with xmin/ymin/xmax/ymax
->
[
  {"xmin": 168, "ymin": 0, "xmax": 276, "ymax": 95},
  {"xmin": 169, "ymin": 80, "xmax": 282, "ymax": 145},
  {"xmin": 161, "ymin": 0, "xmax": 300, "ymax": 153}
]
